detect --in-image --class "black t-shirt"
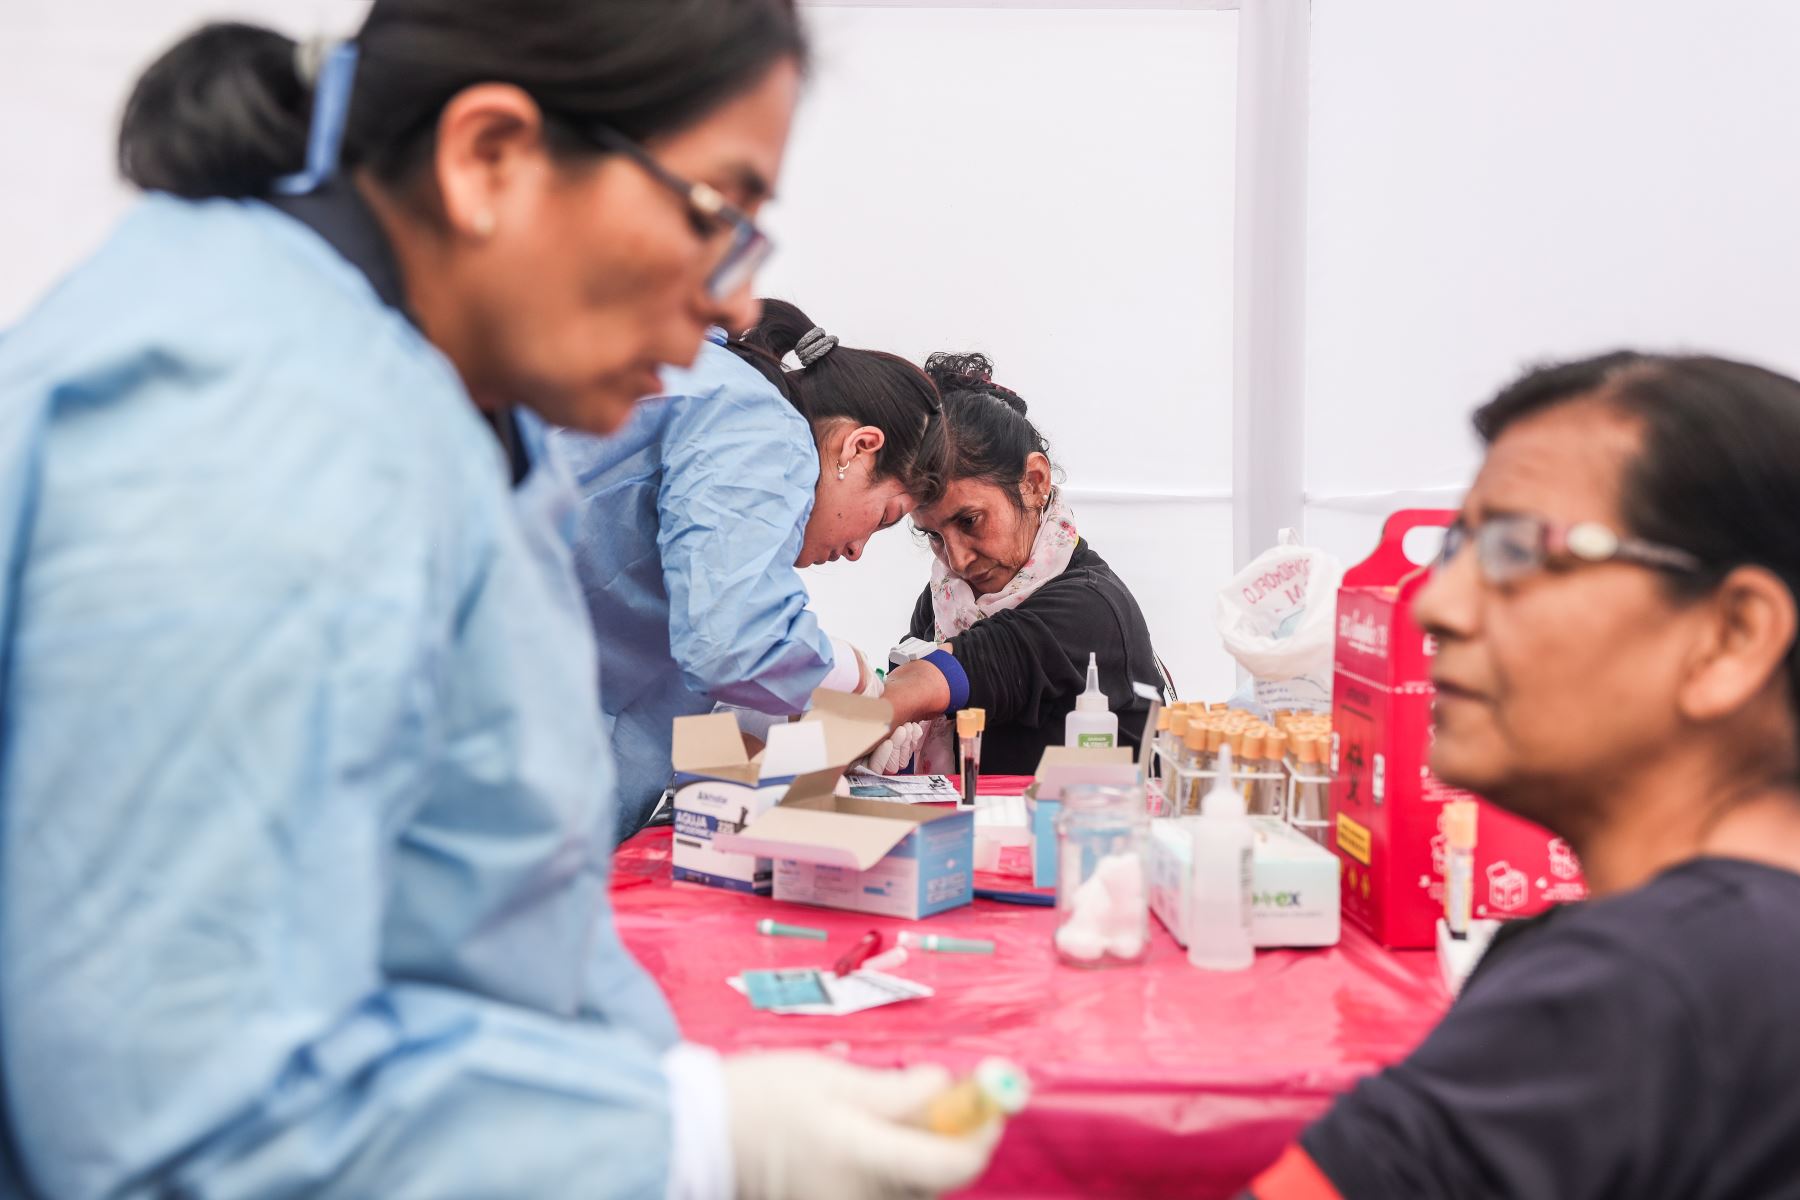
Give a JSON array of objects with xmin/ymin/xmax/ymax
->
[
  {"xmin": 1298, "ymin": 857, "xmax": 1800, "ymax": 1200},
  {"xmin": 907, "ymin": 539, "xmax": 1163, "ymax": 774}
]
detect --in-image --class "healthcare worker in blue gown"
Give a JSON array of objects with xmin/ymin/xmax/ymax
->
[
  {"xmin": 0, "ymin": 5, "xmax": 999, "ymax": 1198},
  {"xmin": 553, "ymin": 298, "xmax": 946, "ymax": 837}
]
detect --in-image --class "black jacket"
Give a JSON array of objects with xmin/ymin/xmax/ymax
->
[{"xmin": 908, "ymin": 539, "xmax": 1163, "ymax": 774}]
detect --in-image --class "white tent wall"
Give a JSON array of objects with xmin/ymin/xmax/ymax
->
[
  {"xmin": 12, "ymin": 1, "xmax": 1800, "ymax": 707},
  {"xmin": 0, "ymin": 1, "xmax": 374, "ymax": 328},
  {"xmin": 1303, "ymin": 0, "xmax": 1800, "ymax": 569},
  {"xmin": 756, "ymin": 5, "xmax": 1241, "ymax": 700},
  {"xmin": 0, "ymin": 1, "xmax": 1244, "ymax": 702}
]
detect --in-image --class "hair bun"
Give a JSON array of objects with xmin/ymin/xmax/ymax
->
[{"xmin": 924, "ymin": 351, "xmax": 1026, "ymax": 415}]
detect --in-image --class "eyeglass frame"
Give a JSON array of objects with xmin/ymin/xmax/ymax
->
[
  {"xmin": 578, "ymin": 123, "xmax": 774, "ymax": 302},
  {"xmin": 1435, "ymin": 512, "xmax": 1704, "ymax": 586}
]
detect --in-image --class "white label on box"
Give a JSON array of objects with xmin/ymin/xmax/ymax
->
[
  {"xmin": 672, "ymin": 779, "xmax": 787, "ymax": 891},
  {"xmin": 775, "ymin": 854, "xmax": 921, "ymax": 919}
]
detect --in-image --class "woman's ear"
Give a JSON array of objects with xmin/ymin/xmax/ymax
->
[
  {"xmin": 846, "ymin": 425, "xmax": 886, "ymax": 462},
  {"xmin": 432, "ymin": 83, "xmax": 548, "ymax": 241},
  {"xmin": 1019, "ymin": 452, "xmax": 1053, "ymax": 508},
  {"xmin": 1678, "ymin": 565, "xmax": 1798, "ymax": 723}
]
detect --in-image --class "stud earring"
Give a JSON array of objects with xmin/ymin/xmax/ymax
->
[{"xmin": 471, "ymin": 211, "xmax": 497, "ymax": 238}]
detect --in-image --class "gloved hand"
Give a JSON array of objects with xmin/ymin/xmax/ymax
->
[
  {"xmin": 725, "ymin": 1052, "xmax": 1003, "ymax": 1200},
  {"xmin": 866, "ymin": 720, "xmax": 925, "ymax": 775}
]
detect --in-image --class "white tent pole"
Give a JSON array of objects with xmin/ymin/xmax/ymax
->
[{"xmin": 1231, "ymin": 0, "xmax": 1311, "ymax": 568}]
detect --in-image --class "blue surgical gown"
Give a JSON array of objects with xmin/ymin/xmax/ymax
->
[
  {"xmin": 553, "ymin": 343, "xmax": 831, "ymax": 836},
  {"xmin": 0, "ymin": 195, "xmax": 680, "ymax": 1198}
]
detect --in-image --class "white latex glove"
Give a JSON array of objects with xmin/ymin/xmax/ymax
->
[
  {"xmin": 866, "ymin": 720, "xmax": 925, "ymax": 775},
  {"xmin": 725, "ymin": 1052, "xmax": 1003, "ymax": 1200}
]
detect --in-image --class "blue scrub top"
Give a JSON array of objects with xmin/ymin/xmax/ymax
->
[
  {"xmin": 554, "ymin": 342, "xmax": 831, "ymax": 836},
  {"xmin": 0, "ymin": 193, "xmax": 679, "ymax": 1199}
]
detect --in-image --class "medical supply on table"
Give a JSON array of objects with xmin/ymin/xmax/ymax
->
[
  {"xmin": 899, "ymin": 932, "xmax": 996, "ymax": 955},
  {"xmin": 1052, "ymin": 785, "xmax": 1150, "ymax": 967},
  {"xmin": 1166, "ymin": 709, "xmax": 1192, "ymax": 789},
  {"xmin": 758, "ymin": 919, "xmax": 829, "ymax": 941},
  {"xmin": 1064, "ymin": 652, "xmax": 1119, "ymax": 749},
  {"xmin": 1286, "ymin": 732, "xmax": 1332, "ymax": 847},
  {"xmin": 921, "ymin": 1058, "xmax": 1032, "ymax": 1136},
  {"xmin": 1187, "ymin": 748, "xmax": 1255, "ymax": 971},
  {"xmin": 1022, "ymin": 746, "xmax": 1141, "ymax": 889},
  {"xmin": 1152, "ymin": 708, "xmax": 1174, "ymax": 778},
  {"xmin": 713, "ymin": 694, "xmax": 975, "ymax": 919},
  {"xmin": 975, "ymin": 887, "xmax": 1056, "ymax": 906},
  {"xmin": 1148, "ymin": 815, "xmax": 1341, "ymax": 948},
  {"xmin": 832, "ymin": 930, "xmax": 886, "ymax": 975},
  {"xmin": 1330, "ymin": 510, "xmax": 1587, "ymax": 947},
  {"xmin": 673, "ymin": 690, "xmax": 890, "ymax": 894},
  {"xmin": 846, "ymin": 770, "xmax": 962, "ymax": 802},
  {"xmin": 742, "ymin": 968, "xmax": 832, "ymax": 1009},
  {"xmin": 1442, "ymin": 799, "xmax": 1478, "ymax": 939},
  {"xmin": 958, "ymin": 707, "xmax": 987, "ymax": 806},
  {"xmin": 863, "ymin": 946, "xmax": 908, "ymax": 973},
  {"xmin": 729, "ymin": 968, "xmax": 935, "ymax": 1016}
]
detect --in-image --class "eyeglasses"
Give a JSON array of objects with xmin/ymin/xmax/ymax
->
[
  {"xmin": 1435, "ymin": 513, "xmax": 1703, "ymax": 586},
  {"xmin": 583, "ymin": 125, "xmax": 774, "ymax": 301}
]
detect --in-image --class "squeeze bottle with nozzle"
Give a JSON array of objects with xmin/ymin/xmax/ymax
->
[{"xmin": 1064, "ymin": 652, "xmax": 1118, "ymax": 749}]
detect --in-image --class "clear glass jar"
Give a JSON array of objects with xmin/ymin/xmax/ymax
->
[{"xmin": 1053, "ymin": 785, "xmax": 1150, "ymax": 968}]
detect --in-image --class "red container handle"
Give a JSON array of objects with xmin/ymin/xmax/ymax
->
[{"xmin": 1343, "ymin": 508, "xmax": 1458, "ymax": 587}]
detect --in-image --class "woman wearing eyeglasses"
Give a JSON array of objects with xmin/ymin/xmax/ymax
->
[
  {"xmin": 552, "ymin": 299, "xmax": 945, "ymax": 838},
  {"xmin": 0, "ymin": 3, "xmax": 996, "ymax": 1197},
  {"xmin": 1246, "ymin": 352, "xmax": 1800, "ymax": 1200}
]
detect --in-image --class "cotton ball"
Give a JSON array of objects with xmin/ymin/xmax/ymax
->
[
  {"xmin": 1055, "ymin": 921, "xmax": 1107, "ymax": 961},
  {"xmin": 1106, "ymin": 925, "xmax": 1147, "ymax": 960}
]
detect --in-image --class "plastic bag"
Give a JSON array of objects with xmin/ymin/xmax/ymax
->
[{"xmin": 1215, "ymin": 529, "xmax": 1344, "ymax": 711}]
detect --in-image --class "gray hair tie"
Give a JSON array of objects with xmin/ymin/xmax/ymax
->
[{"xmin": 795, "ymin": 326, "xmax": 840, "ymax": 367}]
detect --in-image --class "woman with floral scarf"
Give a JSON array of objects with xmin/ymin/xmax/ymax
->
[{"xmin": 874, "ymin": 353, "xmax": 1167, "ymax": 774}]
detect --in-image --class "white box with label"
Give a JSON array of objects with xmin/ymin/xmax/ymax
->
[{"xmin": 1148, "ymin": 816, "xmax": 1341, "ymax": 948}]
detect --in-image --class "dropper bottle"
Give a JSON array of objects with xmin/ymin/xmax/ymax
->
[
  {"xmin": 1064, "ymin": 652, "xmax": 1119, "ymax": 749},
  {"xmin": 1187, "ymin": 746, "xmax": 1255, "ymax": 972}
]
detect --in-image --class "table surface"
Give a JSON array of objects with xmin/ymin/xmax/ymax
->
[{"xmin": 613, "ymin": 790, "xmax": 1448, "ymax": 1199}]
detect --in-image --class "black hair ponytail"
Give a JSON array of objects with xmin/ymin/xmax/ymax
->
[
  {"xmin": 118, "ymin": 0, "xmax": 806, "ymax": 199},
  {"xmin": 118, "ymin": 23, "xmax": 312, "ymax": 198},
  {"xmin": 728, "ymin": 300, "xmax": 947, "ymax": 503}
]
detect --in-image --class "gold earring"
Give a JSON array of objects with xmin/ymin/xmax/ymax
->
[{"xmin": 835, "ymin": 462, "xmax": 849, "ymax": 482}]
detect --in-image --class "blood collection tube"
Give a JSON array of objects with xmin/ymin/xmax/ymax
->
[
  {"xmin": 957, "ymin": 707, "xmax": 986, "ymax": 806},
  {"xmin": 1443, "ymin": 799, "xmax": 1478, "ymax": 939}
]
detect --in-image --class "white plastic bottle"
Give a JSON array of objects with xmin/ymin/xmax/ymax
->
[
  {"xmin": 1187, "ymin": 746, "xmax": 1255, "ymax": 972},
  {"xmin": 1064, "ymin": 653, "xmax": 1119, "ymax": 749}
]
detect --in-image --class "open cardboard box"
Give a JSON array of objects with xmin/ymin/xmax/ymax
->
[
  {"xmin": 672, "ymin": 690, "xmax": 898, "ymax": 893},
  {"xmin": 709, "ymin": 693, "xmax": 974, "ymax": 918}
]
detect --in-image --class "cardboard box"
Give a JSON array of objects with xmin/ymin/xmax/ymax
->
[
  {"xmin": 1022, "ymin": 746, "xmax": 1140, "ymax": 889},
  {"xmin": 671, "ymin": 691, "xmax": 888, "ymax": 894},
  {"xmin": 1147, "ymin": 816, "xmax": 1341, "ymax": 948},
  {"xmin": 1328, "ymin": 510, "xmax": 1588, "ymax": 949},
  {"xmin": 713, "ymin": 692, "xmax": 976, "ymax": 919}
]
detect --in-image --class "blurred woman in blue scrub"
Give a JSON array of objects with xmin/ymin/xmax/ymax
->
[
  {"xmin": 0, "ymin": 3, "xmax": 996, "ymax": 1198},
  {"xmin": 553, "ymin": 299, "xmax": 944, "ymax": 836}
]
